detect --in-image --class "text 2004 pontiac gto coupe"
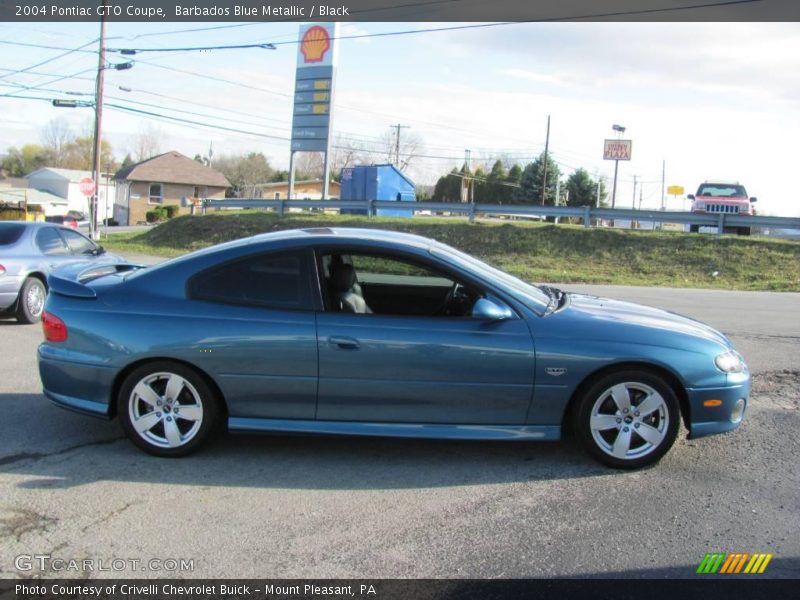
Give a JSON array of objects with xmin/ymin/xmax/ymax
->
[{"xmin": 38, "ymin": 228, "xmax": 749, "ymax": 469}]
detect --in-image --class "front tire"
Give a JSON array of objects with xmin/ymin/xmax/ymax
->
[
  {"xmin": 573, "ymin": 370, "xmax": 680, "ymax": 469},
  {"xmin": 118, "ymin": 361, "xmax": 221, "ymax": 457},
  {"xmin": 16, "ymin": 277, "xmax": 46, "ymax": 324}
]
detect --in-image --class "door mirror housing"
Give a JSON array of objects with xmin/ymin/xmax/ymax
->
[
  {"xmin": 749, "ymin": 197, "xmax": 758, "ymax": 203},
  {"xmin": 472, "ymin": 297, "xmax": 514, "ymax": 321},
  {"xmin": 687, "ymin": 194, "xmax": 695, "ymax": 200}
]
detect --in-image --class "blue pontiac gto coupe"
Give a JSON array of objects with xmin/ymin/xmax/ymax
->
[{"xmin": 38, "ymin": 228, "xmax": 749, "ymax": 469}]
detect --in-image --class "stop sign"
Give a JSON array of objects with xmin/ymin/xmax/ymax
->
[{"xmin": 79, "ymin": 177, "xmax": 96, "ymax": 197}]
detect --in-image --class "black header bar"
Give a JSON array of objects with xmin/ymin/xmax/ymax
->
[{"xmin": 1, "ymin": 0, "xmax": 798, "ymax": 22}]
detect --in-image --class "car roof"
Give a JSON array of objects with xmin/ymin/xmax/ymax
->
[
  {"xmin": 191, "ymin": 227, "xmax": 433, "ymax": 255},
  {"xmin": 129, "ymin": 227, "xmax": 436, "ymax": 280}
]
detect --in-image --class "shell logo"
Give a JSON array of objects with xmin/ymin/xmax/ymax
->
[{"xmin": 300, "ymin": 26, "xmax": 331, "ymax": 63}]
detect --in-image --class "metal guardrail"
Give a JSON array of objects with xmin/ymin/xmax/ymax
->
[{"xmin": 202, "ymin": 199, "xmax": 800, "ymax": 234}]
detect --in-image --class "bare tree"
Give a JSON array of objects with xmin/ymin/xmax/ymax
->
[
  {"xmin": 212, "ymin": 152, "xmax": 275, "ymax": 198},
  {"xmin": 132, "ymin": 123, "xmax": 162, "ymax": 162},
  {"xmin": 41, "ymin": 118, "xmax": 73, "ymax": 167},
  {"xmin": 332, "ymin": 137, "xmax": 366, "ymax": 174},
  {"xmin": 294, "ymin": 152, "xmax": 324, "ymax": 180},
  {"xmin": 380, "ymin": 128, "xmax": 423, "ymax": 171},
  {"xmin": 293, "ymin": 136, "xmax": 368, "ymax": 181}
]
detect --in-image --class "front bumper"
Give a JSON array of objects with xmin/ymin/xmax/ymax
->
[{"xmin": 686, "ymin": 372, "xmax": 750, "ymax": 439}]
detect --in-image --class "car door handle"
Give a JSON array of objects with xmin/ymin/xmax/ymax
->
[{"xmin": 328, "ymin": 336, "xmax": 360, "ymax": 350}]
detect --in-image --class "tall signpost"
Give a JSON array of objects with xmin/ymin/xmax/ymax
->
[
  {"xmin": 603, "ymin": 137, "xmax": 632, "ymax": 209},
  {"xmin": 289, "ymin": 23, "xmax": 339, "ymax": 201}
]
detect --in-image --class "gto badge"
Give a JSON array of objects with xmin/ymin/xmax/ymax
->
[{"xmin": 545, "ymin": 367, "xmax": 567, "ymax": 377}]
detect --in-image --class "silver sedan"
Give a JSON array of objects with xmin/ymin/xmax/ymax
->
[{"xmin": 0, "ymin": 221, "xmax": 121, "ymax": 323}]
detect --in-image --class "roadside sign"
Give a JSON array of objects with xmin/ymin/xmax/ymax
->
[
  {"xmin": 603, "ymin": 139, "xmax": 632, "ymax": 161},
  {"xmin": 78, "ymin": 177, "xmax": 96, "ymax": 197},
  {"xmin": 667, "ymin": 185, "xmax": 685, "ymax": 196},
  {"xmin": 291, "ymin": 24, "xmax": 338, "ymax": 153}
]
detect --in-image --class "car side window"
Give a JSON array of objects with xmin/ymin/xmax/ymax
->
[
  {"xmin": 189, "ymin": 250, "xmax": 314, "ymax": 310},
  {"xmin": 35, "ymin": 228, "xmax": 69, "ymax": 256},
  {"xmin": 322, "ymin": 252, "xmax": 480, "ymax": 317},
  {"xmin": 60, "ymin": 229, "xmax": 96, "ymax": 255}
]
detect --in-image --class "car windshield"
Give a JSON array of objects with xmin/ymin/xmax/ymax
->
[
  {"xmin": 429, "ymin": 242, "xmax": 550, "ymax": 313},
  {"xmin": 0, "ymin": 223, "xmax": 26, "ymax": 245},
  {"xmin": 697, "ymin": 184, "xmax": 747, "ymax": 197}
]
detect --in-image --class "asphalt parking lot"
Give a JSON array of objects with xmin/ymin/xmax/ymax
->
[{"xmin": 0, "ymin": 282, "xmax": 798, "ymax": 579}]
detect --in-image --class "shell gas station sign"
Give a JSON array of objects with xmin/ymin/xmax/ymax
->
[{"xmin": 291, "ymin": 23, "xmax": 339, "ymax": 152}]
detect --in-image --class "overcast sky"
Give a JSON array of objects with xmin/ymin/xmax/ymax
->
[{"xmin": 1, "ymin": 21, "xmax": 798, "ymax": 216}]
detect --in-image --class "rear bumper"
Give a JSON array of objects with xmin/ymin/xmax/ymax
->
[
  {"xmin": 44, "ymin": 389, "xmax": 112, "ymax": 419},
  {"xmin": 0, "ymin": 275, "xmax": 23, "ymax": 310},
  {"xmin": 686, "ymin": 374, "xmax": 750, "ymax": 440},
  {"xmin": 38, "ymin": 348, "xmax": 116, "ymax": 418}
]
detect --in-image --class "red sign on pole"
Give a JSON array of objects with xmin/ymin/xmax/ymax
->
[{"xmin": 79, "ymin": 177, "xmax": 96, "ymax": 197}]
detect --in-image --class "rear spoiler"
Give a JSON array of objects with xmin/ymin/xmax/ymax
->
[{"xmin": 48, "ymin": 264, "xmax": 146, "ymax": 299}]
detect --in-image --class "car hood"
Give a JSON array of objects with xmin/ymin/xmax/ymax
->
[{"xmin": 563, "ymin": 293, "xmax": 732, "ymax": 348}]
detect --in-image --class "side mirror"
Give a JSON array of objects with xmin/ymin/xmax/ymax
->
[
  {"xmin": 472, "ymin": 297, "xmax": 514, "ymax": 321},
  {"xmin": 94, "ymin": 245, "xmax": 106, "ymax": 255},
  {"xmin": 749, "ymin": 197, "xmax": 758, "ymax": 203},
  {"xmin": 687, "ymin": 194, "xmax": 695, "ymax": 200}
]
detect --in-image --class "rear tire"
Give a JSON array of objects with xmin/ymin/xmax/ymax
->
[
  {"xmin": 573, "ymin": 369, "xmax": 680, "ymax": 469},
  {"xmin": 16, "ymin": 277, "xmax": 46, "ymax": 324},
  {"xmin": 118, "ymin": 361, "xmax": 221, "ymax": 457}
]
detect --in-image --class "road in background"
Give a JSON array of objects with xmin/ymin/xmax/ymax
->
[{"xmin": 0, "ymin": 284, "xmax": 797, "ymax": 578}]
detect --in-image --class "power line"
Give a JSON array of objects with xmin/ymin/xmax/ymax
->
[
  {"xmin": 0, "ymin": 66, "xmax": 95, "ymax": 82},
  {"xmin": 110, "ymin": 42, "xmax": 276, "ymax": 54},
  {"xmin": 0, "ymin": 80, "xmax": 93, "ymax": 96},
  {"xmin": 0, "ymin": 67, "xmax": 96, "ymax": 98},
  {"xmin": 0, "ymin": 38, "xmax": 98, "ymax": 81},
  {"xmin": 105, "ymin": 102, "xmax": 291, "ymax": 142},
  {"xmin": 106, "ymin": 1, "xmax": 761, "ymax": 54},
  {"xmin": 105, "ymin": 95, "xmax": 291, "ymax": 133}
]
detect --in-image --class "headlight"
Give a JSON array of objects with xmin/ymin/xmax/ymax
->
[{"xmin": 715, "ymin": 350, "xmax": 745, "ymax": 373}]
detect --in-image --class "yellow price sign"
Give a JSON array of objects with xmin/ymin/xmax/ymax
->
[{"xmin": 667, "ymin": 185, "xmax": 685, "ymax": 195}]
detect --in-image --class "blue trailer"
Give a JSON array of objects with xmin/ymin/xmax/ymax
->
[{"xmin": 340, "ymin": 164, "xmax": 416, "ymax": 217}]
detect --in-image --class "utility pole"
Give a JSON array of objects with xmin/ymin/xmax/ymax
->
[
  {"xmin": 632, "ymin": 175, "xmax": 638, "ymax": 209},
  {"xmin": 660, "ymin": 159, "xmax": 666, "ymax": 210},
  {"xmin": 541, "ymin": 114, "xmax": 550, "ymax": 205},
  {"xmin": 462, "ymin": 149, "xmax": 471, "ymax": 203},
  {"xmin": 89, "ymin": 14, "xmax": 106, "ymax": 240},
  {"xmin": 596, "ymin": 178, "xmax": 601, "ymax": 207},
  {"xmin": 391, "ymin": 124, "xmax": 410, "ymax": 168}
]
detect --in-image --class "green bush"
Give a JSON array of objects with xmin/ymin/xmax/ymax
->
[
  {"xmin": 145, "ymin": 209, "xmax": 165, "ymax": 223},
  {"xmin": 164, "ymin": 204, "xmax": 180, "ymax": 219}
]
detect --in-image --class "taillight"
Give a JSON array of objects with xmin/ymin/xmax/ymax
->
[
  {"xmin": 42, "ymin": 311, "xmax": 68, "ymax": 342},
  {"xmin": 0, "ymin": 264, "xmax": 5, "ymax": 275}
]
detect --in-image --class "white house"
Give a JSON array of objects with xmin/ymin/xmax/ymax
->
[
  {"xmin": 0, "ymin": 185, "xmax": 69, "ymax": 216},
  {"xmin": 25, "ymin": 168, "xmax": 115, "ymax": 221}
]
